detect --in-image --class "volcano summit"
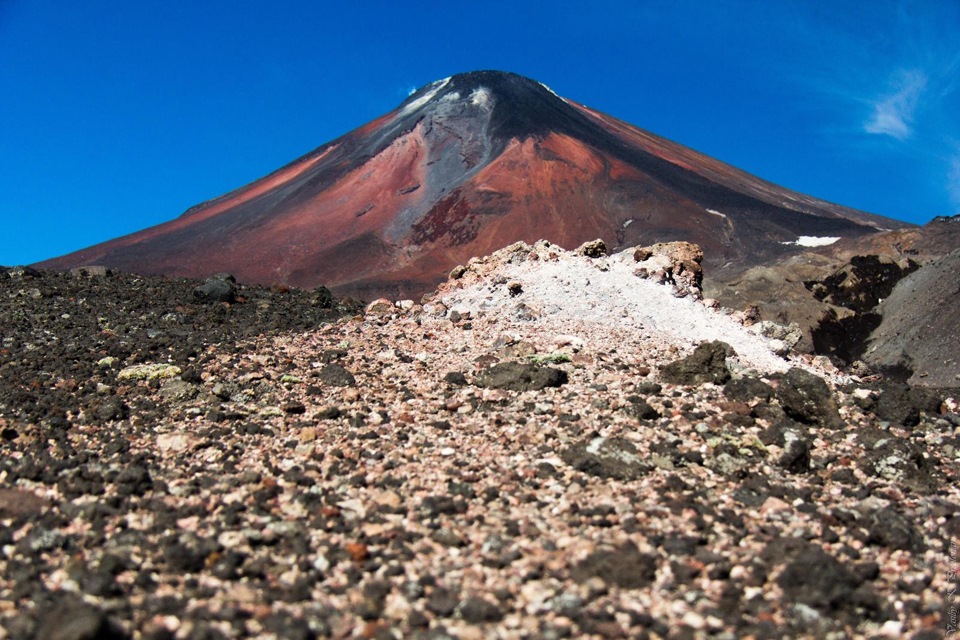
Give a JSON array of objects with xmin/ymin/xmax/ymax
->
[{"xmin": 41, "ymin": 71, "xmax": 907, "ymax": 298}]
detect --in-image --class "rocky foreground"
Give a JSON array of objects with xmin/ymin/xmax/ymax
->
[{"xmin": 2, "ymin": 242, "xmax": 959, "ymax": 639}]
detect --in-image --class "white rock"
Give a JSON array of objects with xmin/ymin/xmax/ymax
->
[{"xmin": 878, "ymin": 620, "xmax": 903, "ymax": 637}]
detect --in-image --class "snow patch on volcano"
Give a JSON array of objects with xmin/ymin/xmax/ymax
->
[
  {"xmin": 401, "ymin": 77, "xmax": 451, "ymax": 115},
  {"xmin": 470, "ymin": 87, "xmax": 493, "ymax": 109},
  {"xmin": 539, "ymin": 82, "xmax": 561, "ymax": 98},
  {"xmin": 783, "ymin": 236, "xmax": 841, "ymax": 247}
]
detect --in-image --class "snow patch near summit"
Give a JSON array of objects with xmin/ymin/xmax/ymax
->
[
  {"xmin": 471, "ymin": 87, "xmax": 493, "ymax": 109},
  {"xmin": 539, "ymin": 82, "xmax": 561, "ymax": 98},
  {"xmin": 401, "ymin": 77, "xmax": 451, "ymax": 115}
]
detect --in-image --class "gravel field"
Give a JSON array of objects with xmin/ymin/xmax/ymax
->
[{"xmin": 1, "ymin": 244, "xmax": 959, "ymax": 639}]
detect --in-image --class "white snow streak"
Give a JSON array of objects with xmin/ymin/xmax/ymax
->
[
  {"xmin": 400, "ymin": 77, "xmax": 451, "ymax": 115},
  {"xmin": 782, "ymin": 236, "xmax": 842, "ymax": 247},
  {"xmin": 539, "ymin": 82, "xmax": 560, "ymax": 98}
]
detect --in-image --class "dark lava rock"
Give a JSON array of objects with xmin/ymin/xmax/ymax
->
[
  {"xmin": 443, "ymin": 371, "xmax": 468, "ymax": 386},
  {"xmin": 163, "ymin": 535, "xmax": 219, "ymax": 573},
  {"xmin": 874, "ymin": 383, "xmax": 942, "ymax": 427},
  {"xmin": 732, "ymin": 476, "xmax": 775, "ymax": 508},
  {"xmin": 115, "ymin": 464, "xmax": 153, "ymax": 497},
  {"xmin": 313, "ymin": 285, "xmax": 335, "ymax": 308},
  {"xmin": 635, "ymin": 381, "xmax": 662, "ymax": 395},
  {"xmin": 282, "ymin": 401, "xmax": 306, "ymax": 415},
  {"xmin": 317, "ymin": 363, "xmax": 357, "ymax": 387},
  {"xmin": 193, "ymin": 273, "xmax": 238, "ymax": 303},
  {"xmin": 857, "ymin": 438, "xmax": 941, "ymax": 495},
  {"xmin": 358, "ymin": 580, "xmax": 392, "ymax": 621},
  {"xmin": 94, "ymin": 398, "xmax": 129, "ymax": 423},
  {"xmin": 262, "ymin": 613, "xmax": 315, "ymax": 640},
  {"xmin": 625, "ymin": 396, "xmax": 660, "ymax": 420},
  {"xmin": 474, "ymin": 361, "xmax": 567, "ymax": 391},
  {"xmin": 458, "ymin": 596, "xmax": 505, "ymax": 623},
  {"xmin": 778, "ymin": 433, "xmax": 812, "ymax": 473},
  {"xmin": 19, "ymin": 528, "xmax": 66, "ymax": 554},
  {"xmin": 9, "ymin": 265, "xmax": 43, "ymax": 279},
  {"xmin": 320, "ymin": 348, "xmax": 348, "ymax": 363},
  {"xmin": 659, "ymin": 341, "xmax": 733, "ymax": 386},
  {"xmin": 570, "ymin": 542, "xmax": 658, "ymax": 588},
  {"xmin": 864, "ymin": 506, "xmax": 925, "ymax": 552},
  {"xmin": 33, "ymin": 597, "xmax": 129, "ymax": 640},
  {"xmin": 810, "ymin": 256, "xmax": 917, "ymax": 314},
  {"xmin": 723, "ymin": 376, "xmax": 774, "ymax": 402},
  {"xmin": 774, "ymin": 544, "xmax": 884, "ymax": 624},
  {"xmin": 426, "ymin": 587, "xmax": 460, "ymax": 617},
  {"xmin": 179, "ymin": 367, "xmax": 202, "ymax": 384},
  {"xmin": 561, "ymin": 437, "xmax": 652, "ymax": 481},
  {"xmin": 81, "ymin": 569, "xmax": 121, "ymax": 597},
  {"xmin": 315, "ymin": 406, "xmax": 341, "ymax": 420},
  {"xmin": 776, "ymin": 368, "xmax": 841, "ymax": 428},
  {"xmin": 419, "ymin": 495, "xmax": 468, "ymax": 518}
]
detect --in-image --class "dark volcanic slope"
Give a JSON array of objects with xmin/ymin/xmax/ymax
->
[
  {"xmin": 39, "ymin": 71, "xmax": 909, "ymax": 299},
  {"xmin": 866, "ymin": 247, "xmax": 960, "ymax": 387},
  {"xmin": 0, "ymin": 267, "xmax": 356, "ymax": 429}
]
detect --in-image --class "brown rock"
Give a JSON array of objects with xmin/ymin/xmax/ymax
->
[
  {"xmin": 576, "ymin": 239, "xmax": 608, "ymax": 258},
  {"xmin": 632, "ymin": 241, "xmax": 704, "ymax": 298},
  {"xmin": 0, "ymin": 488, "xmax": 49, "ymax": 520},
  {"xmin": 366, "ymin": 298, "xmax": 395, "ymax": 315}
]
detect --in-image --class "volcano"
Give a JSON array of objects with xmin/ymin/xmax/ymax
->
[{"xmin": 39, "ymin": 71, "xmax": 909, "ymax": 298}]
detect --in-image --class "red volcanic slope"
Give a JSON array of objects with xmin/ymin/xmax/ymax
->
[{"xmin": 39, "ymin": 71, "xmax": 909, "ymax": 299}]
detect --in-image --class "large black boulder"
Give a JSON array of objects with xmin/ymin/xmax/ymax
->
[
  {"xmin": 776, "ymin": 368, "xmax": 842, "ymax": 428},
  {"xmin": 474, "ymin": 362, "xmax": 567, "ymax": 391},
  {"xmin": 193, "ymin": 273, "xmax": 238, "ymax": 303},
  {"xmin": 660, "ymin": 341, "xmax": 734, "ymax": 386}
]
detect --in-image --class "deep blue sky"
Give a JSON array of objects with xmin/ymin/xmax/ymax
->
[{"xmin": 2, "ymin": 1, "xmax": 959, "ymax": 265}]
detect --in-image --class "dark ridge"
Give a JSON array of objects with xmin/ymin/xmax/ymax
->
[
  {"xmin": 930, "ymin": 214, "xmax": 960, "ymax": 224},
  {"xmin": 444, "ymin": 71, "xmax": 589, "ymax": 140}
]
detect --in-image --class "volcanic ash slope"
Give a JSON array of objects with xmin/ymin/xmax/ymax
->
[{"xmin": 426, "ymin": 239, "xmax": 810, "ymax": 377}]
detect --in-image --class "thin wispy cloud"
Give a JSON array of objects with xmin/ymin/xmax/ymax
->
[
  {"xmin": 788, "ymin": 1, "xmax": 960, "ymax": 217},
  {"xmin": 863, "ymin": 69, "xmax": 927, "ymax": 140},
  {"xmin": 948, "ymin": 152, "xmax": 960, "ymax": 211}
]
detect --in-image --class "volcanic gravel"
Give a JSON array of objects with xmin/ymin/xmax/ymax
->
[{"xmin": 1, "ymin": 247, "xmax": 959, "ymax": 640}]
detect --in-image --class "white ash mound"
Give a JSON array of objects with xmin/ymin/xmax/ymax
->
[{"xmin": 426, "ymin": 239, "xmax": 811, "ymax": 377}]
